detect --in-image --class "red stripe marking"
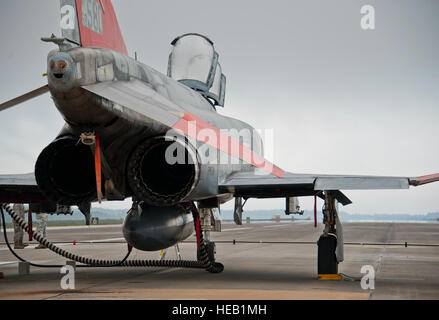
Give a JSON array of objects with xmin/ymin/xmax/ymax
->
[
  {"xmin": 95, "ymin": 133, "xmax": 103, "ymax": 203},
  {"xmin": 195, "ymin": 214, "xmax": 201, "ymax": 250},
  {"xmin": 172, "ymin": 112, "xmax": 285, "ymax": 178},
  {"xmin": 314, "ymin": 195, "xmax": 317, "ymax": 228}
]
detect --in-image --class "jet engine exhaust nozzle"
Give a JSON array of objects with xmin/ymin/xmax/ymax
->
[
  {"xmin": 35, "ymin": 137, "xmax": 97, "ymax": 205},
  {"xmin": 127, "ymin": 136, "xmax": 200, "ymax": 206}
]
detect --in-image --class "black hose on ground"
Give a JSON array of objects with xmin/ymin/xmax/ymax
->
[
  {"xmin": 0, "ymin": 206, "xmax": 132, "ymax": 268},
  {"xmin": 1, "ymin": 203, "xmax": 223, "ymax": 272},
  {"xmin": 1, "ymin": 206, "xmax": 64, "ymax": 268}
]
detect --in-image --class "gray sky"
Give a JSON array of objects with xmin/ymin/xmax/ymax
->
[{"xmin": 0, "ymin": 0, "xmax": 438, "ymax": 214}]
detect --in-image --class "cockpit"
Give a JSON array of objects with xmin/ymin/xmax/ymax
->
[{"xmin": 168, "ymin": 33, "xmax": 226, "ymax": 108}]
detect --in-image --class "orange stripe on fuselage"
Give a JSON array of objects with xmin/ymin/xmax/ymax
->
[{"xmin": 172, "ymin": 112, "xmax": 285, "ymax": 178}]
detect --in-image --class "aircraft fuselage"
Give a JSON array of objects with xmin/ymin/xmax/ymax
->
[{"xmin": 41, "ymin": 47, "xmax": 264, "ymax": 205}]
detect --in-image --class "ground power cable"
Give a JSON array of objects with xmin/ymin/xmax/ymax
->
[
  {"xmin": 1, "ymin": 203, "xmax": 223, "ymax": 272},
  {"xmin": 1, "ymin": 206, "xmax": 131, "ymax": 268}
]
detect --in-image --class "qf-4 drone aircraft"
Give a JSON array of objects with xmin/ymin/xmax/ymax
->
[{"xmin": 1, "ymin": 0, "xmax": 438, "ymax": 276}]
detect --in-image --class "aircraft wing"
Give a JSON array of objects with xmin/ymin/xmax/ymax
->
[
  {"xmin": 0, "ymin": 173, "xmax": 92, "ymax": 223},
  {"xmin": 0, "ymin": 79, "xmax": 186, "ymax": 129},
  {"xmin": 0, "ymin": 173, "xmax": 48, "ymax": 203},
  {"xmin": 81, "ymin": 79, "xmax": 185, "ymax": 128},
  {"xmin": 0, "ymin": 85, "xmax": 49, "ymax": 112},
  {"xmin": 219, "ymin": 171, "xmax": 439, "ymax": 205}
]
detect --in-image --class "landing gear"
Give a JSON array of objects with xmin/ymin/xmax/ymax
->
[
  {"xmin": 191, "ymin": 203, "xmax": 224, "ymax": 273},
  {"xmin": 196, "ymin": 205, "xmax": 221, "ymax": 263},
  {"xmin": 317, "ymin": 192, "xmax": 343, "ymax": 279}
]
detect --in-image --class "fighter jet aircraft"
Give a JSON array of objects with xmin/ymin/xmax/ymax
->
[{"xmin": 1, "ymin": 0, "xmax": 438, "ymax": 276}]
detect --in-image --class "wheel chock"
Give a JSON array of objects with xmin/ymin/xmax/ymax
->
[{"xmin": 318, "ymin": 274, "xmax": 342, "ymax": 281}]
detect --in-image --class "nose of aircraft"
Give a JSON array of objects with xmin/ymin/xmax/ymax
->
[{"xmin": 47, "ymin": 52, "xmax": 76, "ymax": 92}]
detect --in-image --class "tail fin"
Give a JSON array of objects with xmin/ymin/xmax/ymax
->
[{"xmin": 60, "ymin": 0, "xmax": 128, "ymax": 55}]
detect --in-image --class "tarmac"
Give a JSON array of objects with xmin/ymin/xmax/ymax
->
[{"xmin": 0, "ymin": 221, "xmax": 439, "ymax": 300}]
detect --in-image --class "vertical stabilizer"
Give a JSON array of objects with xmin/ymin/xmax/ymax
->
[
  {"xmin": 60, "ymin": 0, "xmax": 128, "ymax": 55},
  {"xmin": 60, "ymin": 0, "xmax": 81, "ymax": 45}
]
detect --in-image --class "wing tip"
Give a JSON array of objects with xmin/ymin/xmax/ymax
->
[{"xmin": 410, "ymin": 173, "xmax": 439, "ymax": 186}]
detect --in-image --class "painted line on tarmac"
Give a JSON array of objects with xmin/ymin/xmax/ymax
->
[
  {"xmin": 377, "ymin": 277, "xmax": 425, "ymax": 282},
  {"xmin": 154, "ymin": 268, "xmax": 182, "ymax": 275},
  {"xmin": 0, "ymin": 238, "xmax": 124, "ymax": 251},
  {"xmin": 221, "ymin": 227, "xmax": 252, "ymax": 232},
  {"xmin": 263, "ymin": 224, "xmax": 290, "ymax": 228},
  {"xmin": 81, "ymin": 237, "xmax": 125, "ymax": 243},
  {"xmin": 46, "ymin": 225, "xmax": 122, "ymax": 231},
  {"xmin": 0, "ymin": 259, "xmax": 57, "ymax": 266},
  {"xmin": 0, "ymin": 245, "xmax": 37, "ymax": 251},
  {"xmin": 3, "ymin": 224, "xmax": 122, "ymax": 232}
]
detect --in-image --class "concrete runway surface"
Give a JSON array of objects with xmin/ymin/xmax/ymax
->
[{"xmin": 0, "ymin": 222, "xmax": 438, "ymax": 300}]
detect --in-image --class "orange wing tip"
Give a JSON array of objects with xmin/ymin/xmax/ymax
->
[{"xmin": 410, "ymin": 173, "xmax": 439, "ymax": 186}]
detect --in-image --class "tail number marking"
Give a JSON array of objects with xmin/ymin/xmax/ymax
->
[{"xmin": 82, "ymin": 0, "xmax": 103, "ymax": 35}]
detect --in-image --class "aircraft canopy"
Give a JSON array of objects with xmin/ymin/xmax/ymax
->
[{"xmin": 168, "ymin": 33, "xmax": 226, "ymax": 107}]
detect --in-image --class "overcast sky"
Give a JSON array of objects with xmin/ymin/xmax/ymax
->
[{"xmin": 0, "ymin": 0, "xmax": 438, "ymax": 215}]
